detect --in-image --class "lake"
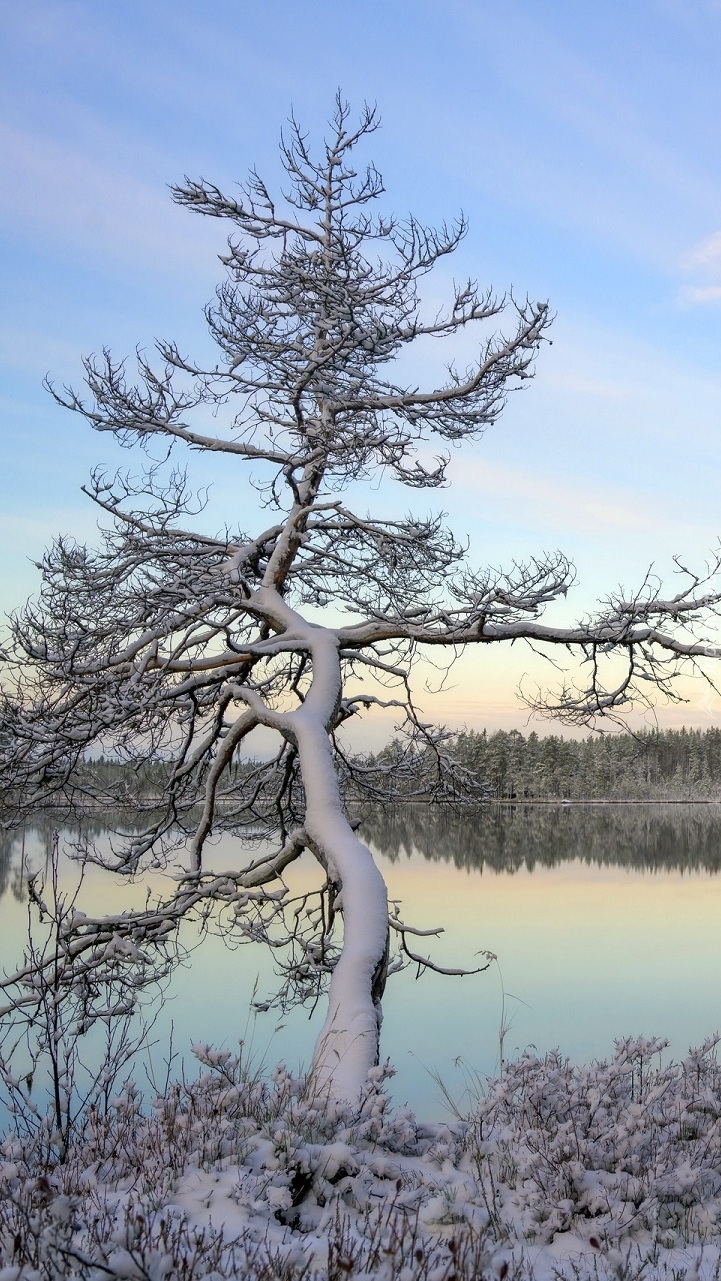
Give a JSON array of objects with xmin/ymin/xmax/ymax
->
[{"xmin": 2, "ymin": 803, "xmax": 721, "ymax": 1118}]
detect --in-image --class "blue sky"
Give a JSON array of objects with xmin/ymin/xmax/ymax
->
[{"xmin": 3, "ymin": 0, "xmax": 721, "ymax": 739}]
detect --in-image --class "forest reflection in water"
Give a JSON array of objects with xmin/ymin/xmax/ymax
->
[
  {"xmin": 2, "ymin": 803, "xmax": 721, "ymax": 1118},
  {"xmin": 5, "ymin": 800, "xmax": 721, "ymax": 886},
  {"xmin": 362, "ymin": 801, "xmax": 721, "ymax": 875}
]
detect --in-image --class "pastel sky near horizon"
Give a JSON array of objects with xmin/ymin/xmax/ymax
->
[{"xmin": 4, "ymin": 0, "xmax": 721, "ymax": 745}]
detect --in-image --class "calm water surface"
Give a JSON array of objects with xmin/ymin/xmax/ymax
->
[{"xmin": 2, "ymin": 804, "xmax": 721, "ymax": 1118}]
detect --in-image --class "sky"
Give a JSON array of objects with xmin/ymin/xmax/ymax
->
[{"xmin": 3, "ymin": 0, "xmax": 721, "ymax": 744}]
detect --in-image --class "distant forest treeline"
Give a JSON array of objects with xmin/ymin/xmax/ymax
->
[
  {"xmin": 366, "ymin": 726, "xmax": 721, "ymax": 801},
  {"xmin": 49, "ymin": 726, "xmax": 721, "ymax": 807}
]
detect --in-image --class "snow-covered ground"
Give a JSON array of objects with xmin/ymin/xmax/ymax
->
[{"xmin": 3, "ymin": 1035, "xmax": 721, "ymax": 1279}]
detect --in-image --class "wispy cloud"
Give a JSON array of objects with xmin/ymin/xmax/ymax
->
[
  {"xmin": 0, "ymin": 120, "xmax": 219, "ymax": 282},
  {"xmin": 448, "ymin": 457, "xmax": 659, "ymax": 538},
  {"xmin": 0, "ymin": 325, "xmax": 83, "ymax": 378},
  {"xmin": 443, "ymin": 0, "xmax": 721, "ymax": 274},
  {"xmin": 683, "ymin": 230, "xmax": 721, "ymax": 270},
  {"xmin": 679, "ymin": 230, "xmax": 721, "ymax": 305},
  {"xmin": 680, "ymin": 284, "xmax": 721, "ymax": 304}
]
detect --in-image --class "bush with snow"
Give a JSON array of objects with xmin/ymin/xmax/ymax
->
[{"xmin": 3, "ymin": 1037, "xmax": 721, "ymax": 1277}]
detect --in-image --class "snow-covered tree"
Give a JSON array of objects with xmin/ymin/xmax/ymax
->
[{"xmin": 4, "ymin": 97, "xmax": 721, "ymax": 1102}]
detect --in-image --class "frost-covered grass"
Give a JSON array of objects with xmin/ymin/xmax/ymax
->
[{"xmin": 4, "ymin": 1037, "xmax": 721, "ymax": 1279}]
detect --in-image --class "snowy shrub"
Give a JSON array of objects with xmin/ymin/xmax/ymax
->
[
  {"xmin": 472, "ymin": 1034, "xmax": 721, "ymax": 1248},
  {"xmin": 3, "ymin": 1038, "xmax": 721, "ymax": 1277}
]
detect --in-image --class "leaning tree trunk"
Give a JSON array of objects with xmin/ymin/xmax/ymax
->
[{"xmin": 289, "ymin": 633, "xmax": 390, "ymax": 1105}]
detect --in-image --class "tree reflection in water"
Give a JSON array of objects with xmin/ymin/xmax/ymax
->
[
  {"xmin": 5, "ymin": 805, "xmax": 721, "ymax": 906},
  {"xmin": 0, "ymin": 811, "xmax": 165, "ymax": 907},
  {"xmin": 361, "ymin": 803, "xmax": 721, "ymax": 876}
]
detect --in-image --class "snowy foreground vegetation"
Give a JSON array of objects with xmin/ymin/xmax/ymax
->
[{"xmin": 4, "ymin": 1037, "xmax": 721, "ymax": 1279}]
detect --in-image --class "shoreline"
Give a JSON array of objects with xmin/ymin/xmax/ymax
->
[{"xmin": 7, "ymin": 795, "xmax": 721, "ymax": 816}]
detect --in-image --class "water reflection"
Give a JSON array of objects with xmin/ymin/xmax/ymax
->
[
  {"xmin": 362, "ymin": 803, "xmax": 721, "ymax": 874},
  {"xmin": 0, "ymin": 810, "xmax": 186, "ymax": 914},
  {"xmin": 4, "ymin": 805, "xmax": 721, "ymax": 1118},
  {"xmin": 5, "ymin": 803, "xmax": 721, "ymax": 898},
  {"xmin": 0, "ymin": 827, "xmax": 34, "ymax": 903},
  {"xmin": 0, "ymin": 810, "xmax": 159, "ymax": 894}
]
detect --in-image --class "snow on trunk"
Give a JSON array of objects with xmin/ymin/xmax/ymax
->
[{"xmin": 289, "ymin": 632, "xmax": 390, "ymax": 1105}]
